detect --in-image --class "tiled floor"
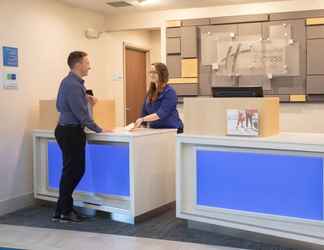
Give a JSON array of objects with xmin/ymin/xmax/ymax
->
[
  {"xmin": 0, "ymin": 224, "xmax": 246, "ymax": 250},
  {"xmin": 0, "ymin": 203, "xmax": 302, "ymax": 250},
  {"xmin": 0, "ymin": 204, "xmax": 298, "ymax": 250}
]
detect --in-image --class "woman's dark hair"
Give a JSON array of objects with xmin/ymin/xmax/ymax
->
[{"xmin": 147, "ymin": 63, "xmax": 169, "ymax": 103}]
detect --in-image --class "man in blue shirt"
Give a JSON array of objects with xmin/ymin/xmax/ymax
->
[{"xmin": 53, "ymin": 51, "xmax": 107, "ymax": 223}]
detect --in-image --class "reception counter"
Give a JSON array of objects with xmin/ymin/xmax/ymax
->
[
  {"xmin": 33, "ymin": 128, "xmax": 176, "ymax": 224},
  {"xmin": 176, "ymin": 132, "xmax": 324, "ymax": 245}
]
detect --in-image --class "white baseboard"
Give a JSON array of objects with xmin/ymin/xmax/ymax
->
[{"xmin": 0, "ymin": 193, "xmax": 35, "ymax": 216}]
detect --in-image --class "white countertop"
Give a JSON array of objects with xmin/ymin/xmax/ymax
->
[
  {"xmin": 178, "ymin": 132, "xmax": 324, "ymax": 153},
  {"xmin": 33, "ymin": 128, "xmax": 177, "ymax": 140}
]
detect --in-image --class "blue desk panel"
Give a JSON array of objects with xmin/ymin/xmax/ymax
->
[
  {"xmin": 48, "ymin": 141, "xmax": 130, "ymax": 197},
  {"xmin": 197, "ymin": 150, "xmax": 324, "ymax": 221}
]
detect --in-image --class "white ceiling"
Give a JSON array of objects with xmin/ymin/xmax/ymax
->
[{"xmin": 59, "ymin": 0, "xmax": 284, "ymax": 15}]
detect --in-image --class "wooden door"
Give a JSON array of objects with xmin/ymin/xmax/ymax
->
[{"xmin": 125, "ymin": 48, "xmax": 147, "ymax": 125}]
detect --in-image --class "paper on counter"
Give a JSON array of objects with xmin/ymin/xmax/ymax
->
[
  {"xmin": 125, "ymin": 122, "xmax": 135, "ymax": 130},
  {"xmin": 113, "ymin": 122, "xmax": 135, "ymax": 133}
]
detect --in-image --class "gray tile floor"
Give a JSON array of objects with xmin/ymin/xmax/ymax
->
[
  {"xmin": 0, "ymin": 203, "xmax": 299, "ymax": 250},
  {"xmin": 0, "ymin": 224, "xmax": 246, "ymax": 250}
]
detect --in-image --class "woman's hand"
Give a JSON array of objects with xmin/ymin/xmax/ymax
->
[
  {"xmin": 134, "ymin": 117, "xmax": 144, "ymax": 129},
  {"xmin": 134, "ymin": 114, "xmax": 160, "ymax": 129},
  {"xmin": 87, "ymin": 95, "xmax": 98, "ymax": 106}
]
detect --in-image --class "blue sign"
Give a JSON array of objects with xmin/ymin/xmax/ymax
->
[{"xmin": 3, "ymin": 47, "xmax": 18, "ymax": 67}]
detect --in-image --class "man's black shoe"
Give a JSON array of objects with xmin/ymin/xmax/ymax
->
[
  {"xmin": 52, "ymin": 211, "xmax": 61, "ymax": 222},
  {"xmin": 59, "ymin": 210, "xmax": 83, "ymax": 223}
]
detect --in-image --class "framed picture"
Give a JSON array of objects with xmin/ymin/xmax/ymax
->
[{"xmin": 227, "ymin": 109, "xmax": 259, "ymax": 136}]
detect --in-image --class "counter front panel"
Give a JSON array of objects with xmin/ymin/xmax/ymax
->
[
  {"xmin": 196, "ymin": 149, "xmax": 324, "ymax": 221},
  {"xmin": 48, "ymin": 141, "xmax": 130, "ymax": 197}
]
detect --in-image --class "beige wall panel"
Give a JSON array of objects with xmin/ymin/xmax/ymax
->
[
  {"xmin": 38, "ymin": 100, "xmax": 116, "ymax": 130},
  {"xmin": 168, "ymin": 78, "xmax": 198, "ymax": 84},
  {"xmin": 167, "ymin": 20, "xmax": 182, "ymax": 28},
  {"xmin": 182, "ymin": 58, "xmax": 198, "ymax": 78},
  {"xmin": 183, "ymin": 97, "xmax": 279, "ymax": 137}
]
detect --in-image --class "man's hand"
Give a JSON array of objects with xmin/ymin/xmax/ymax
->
[
  {"xmin": 86, "ymin": 95, "xmax": 98, "ymax": 106},
  {"xmin": 102, "ymin": 128, "xmax": 114, "ymax": 133}
]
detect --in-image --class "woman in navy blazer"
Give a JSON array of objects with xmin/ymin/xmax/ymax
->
[{"xmin": 134, "ymin": 63, "xmax": 183, "ymax": 133}]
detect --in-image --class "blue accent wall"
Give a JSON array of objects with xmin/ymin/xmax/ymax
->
[
  {"xmin": 197, "ymin": 150, "xmax": 324, "ymax": 221},
  {"xmin": 48, "ymin": 141, "xmax": 130, "ymax": 197}
]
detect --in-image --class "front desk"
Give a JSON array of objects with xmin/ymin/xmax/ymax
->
[
  {"xmin": 33, "ymin": 95, "xmax": 324, "ymax": 245},
  {"xmin": 176, "ymin": 97, "xmax": 324, "ymax": 246},
  {"xmin": 33, "ymin": 128, "xmax": 176, "ymax": 224},
  {"xmin": 176, "ymin": 133, "xmax": 324, "ymax": 245}
]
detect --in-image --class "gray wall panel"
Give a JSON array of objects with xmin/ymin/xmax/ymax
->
[
  {"xmin": 163, "ymin": 10, "xmax": 324, "ymax": 102},
  {"xmin": 307, "ymin": 25, "xmax": 324, "ymax": 39},
  {"xmin": 278, "ymin": 95, "xmax": 290, "ymax": 102},
  {"xmin": 199, "ymin": 65, "xmax": 212, "ymax": 96},
  {"xmin": 239, "ymin": 76, "xmax": 271, "ymax": 91},
  {"xmin": 212, "ymin": 72, "xmax": 236, "ymax": 87},
  {"xmin": 170, "ymin": 84, "xmax": 199, "ymax": 96},
  {"xmin": 182, "ymin": 18, "xmax": 210, "ymax": 26},
  {"xmin": 271, "ymin": 77, "xmax": 305, "ymax": 95},
  {"xmin": 211, "ymin": 14, "xmax": 268, "ymax": 25},
  {"xmin": 181, "ymin": 26, "xmax": 197, "ymax": 58},
  {"xmin": 307, "ymin": 76, "xmax": 324, "ymax": 94},
  {"xmin": 200, "ymin": 24, "xmax": 238, "ymax": 34},
  {"xmin": 307, "ymin": 95, "xmax": 324, "ymax": 102},
  {"xmin": 238, "ymin": 22, "xmax": 262, "ymax": 37},
  {"xmin": 268, "ymin": 19, "xmax": 306, "ymax": 95},
  {"xmin": 307, "ymin": 39, "xmax": 324, "ymax": 75},
  {"xmin": 167, "ymin": 38, "xmax": 181, "ymax": 54},
  {"xmin": 270, "ymin": 10, "xmax": 324, "ymax": 21},
  {"xmin": 166, "ymin": 55, "xmax": 181, "ymax": 78},
  {"xmin": 167, "ymin": 28, "xmax": 181, "ymax": 38}
]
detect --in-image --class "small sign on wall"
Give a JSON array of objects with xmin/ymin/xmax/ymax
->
[
  {"xmin": 1, "ymin": 46, "xmax": 19, "ymax": 90},
  {"xmin": 3, "ymin": 46, "xmax": 19, "ymax": 67},
  {"xmin": 2, "ymin": 71, "xmax": 18, "ymax": 90},
  {"xmin": 112, "ymin": 72, "xmax": 123, "ymax": 81}
]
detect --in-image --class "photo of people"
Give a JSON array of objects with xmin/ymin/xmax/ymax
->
[{"xmin": 227, "ymin": 109, "xmax": 259, "ymax": 136}]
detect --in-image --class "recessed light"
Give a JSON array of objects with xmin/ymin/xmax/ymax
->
[{"xmin": 106, "ymin": 1, "xmax": 133, "ymax": 8}]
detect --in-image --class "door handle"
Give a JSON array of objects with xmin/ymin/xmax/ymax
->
[{"xmin": 126, "ymin": 107, "xmax": 131, "ymax": 111}]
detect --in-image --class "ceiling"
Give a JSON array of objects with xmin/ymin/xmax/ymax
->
[{"xmin": 59, "ymin": 0, "xmax": 284, "ymax": 15}]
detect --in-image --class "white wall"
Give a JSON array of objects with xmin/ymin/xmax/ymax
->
[{"xmin": 104, "ymin": 0, "xmax": 324, "ymax": 133}]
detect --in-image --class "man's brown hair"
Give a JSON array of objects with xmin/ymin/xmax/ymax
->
[{"xmin": 67, "ymin": 51, "xmax": 88, "ymax": 69}]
